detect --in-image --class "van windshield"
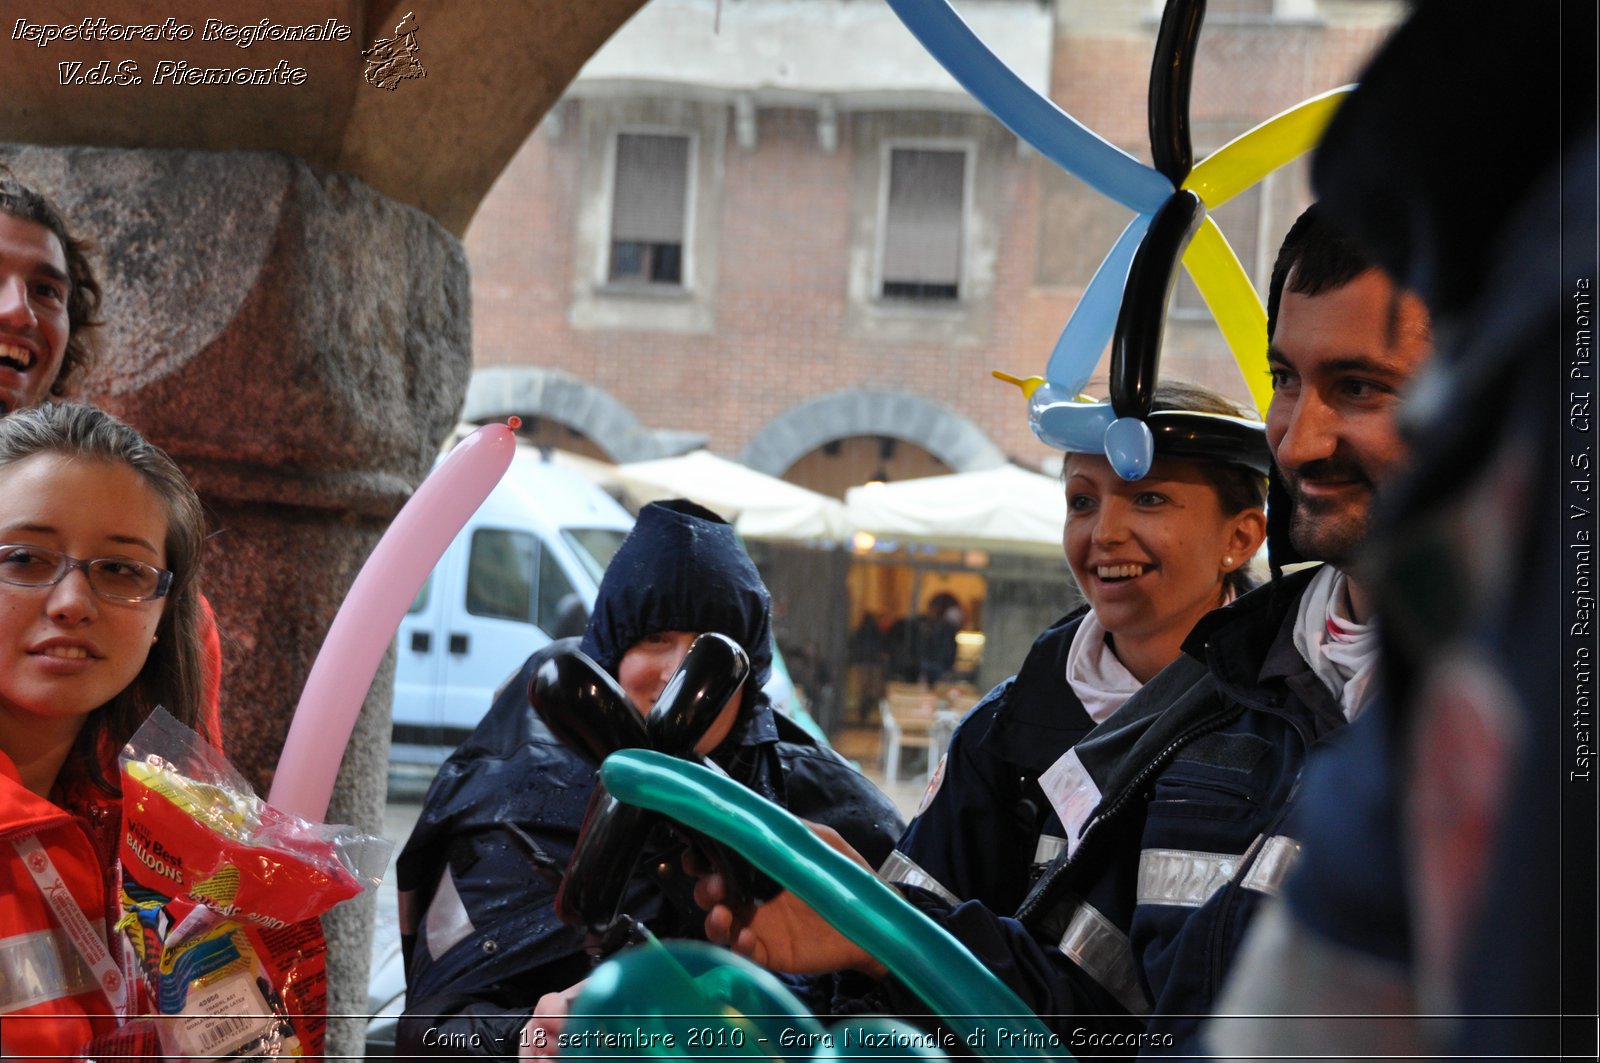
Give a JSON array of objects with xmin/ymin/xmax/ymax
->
[{"xmin": 562, "ymin": 527, "xmax": 630, "ymax": 584}]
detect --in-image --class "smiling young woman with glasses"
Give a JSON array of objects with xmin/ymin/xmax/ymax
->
[{"xmin": 0, "ymin": 401, "xmax": 210, "ymax": 1059}]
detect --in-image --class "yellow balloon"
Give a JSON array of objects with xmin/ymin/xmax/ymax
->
[
  {"xmin": 1183, "ymin": 86, "xmax": 1354, "ymax": 208},
  {"xmin": 1181, "ymin": 218, "xmax": 1271, "ymax": 415}
]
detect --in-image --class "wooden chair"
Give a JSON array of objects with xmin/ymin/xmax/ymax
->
[{"xmin": 880, "ymin": 688, "xmax": 941, "ymax": 783}]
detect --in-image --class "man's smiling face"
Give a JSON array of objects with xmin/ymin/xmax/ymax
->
[
  {"xmin": 1266, "ymin": 267, "xmax": 1432, "ymax": 566},
  {"xmin": 0, "ymin": 212, "xmax": 71, "ymax": 416}
]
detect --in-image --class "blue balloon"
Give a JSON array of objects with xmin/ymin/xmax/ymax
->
[
  {"xmin": 1104, "ymin": 416, "xmax": 1156, "ymax": 480},
  {"xmin": 887, "ymin": 0, "xmax": 1170, "ymax": 213},
  {"xmin": 1030, "ymin": 393, "xmax": 1116, "ymax": 452},
  {"xmin": 1044, "ymin": 213, "xmax": 1152, "ymax": 393}
]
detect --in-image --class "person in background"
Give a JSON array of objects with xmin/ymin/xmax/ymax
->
[
  {"xmin": 915, "ymin": 592, "xmax": 963, "ymax": 685},
  {"xmin": 1209, "ymin": 3, "xmax": 1594, "ymax": 1056},
  {"xmin": 395, "ymin": 499, "xmax": 904, "ymax": 1059},
  {"xmin": 0, "ymin": 402, "xmax": 211, "ymax": 1061},
  {"xmin": 0, "ymin": 168, "xmax": 98, "ymax": 416},
  {"xmin": 847, "ymin": 611, "xmax": 888, "ymax": 722}
]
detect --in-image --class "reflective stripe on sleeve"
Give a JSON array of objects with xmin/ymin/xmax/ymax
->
[
  {"xmin": 1056, "ymin": 899, "xmax": 1151, "ymax": 1017},
  {"xmin": 1137, "ymin": 834, "xmax": 1302, "ymax": 908},
  {"xmin": 878, "ymin": 850, "xmax": 960, "ymax": 906},
  {"xmin": 0, "ymin": 925, "xmax": 99, "ymax": 1015},
  {"xmin": 1240, "ymin": 835, "xmax": 1301, "ymax": 897},
  {"xmin": 1032, "ymin": 834, "xmax": 1066, "ymax": 867},
  {"xmin": 1136, "ymin": 847, "xmax": 1242, "ymax": 908}
]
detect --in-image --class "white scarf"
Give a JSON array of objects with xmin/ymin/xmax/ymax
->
[
  {"xmin": 1293, "ymin": 565, "xmax": 1381, "ymax": 721},
  {"xmin": 1064, "ymin": 610, "xmax": 1144, "ymax": 724},
  {"xmin": 1065, "ymin": 588, "xmax": 1242, "ymax": 725}
]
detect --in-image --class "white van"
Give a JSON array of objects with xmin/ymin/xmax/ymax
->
[
  {"xmin": 388, "ymin": 443, "xmax": 822, "ymax": 765},
  {"xmin": 389, "ymin": 445, "xmax": 635, "ymax": 763}
]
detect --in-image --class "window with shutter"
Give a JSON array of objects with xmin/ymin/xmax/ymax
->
[
  {"xmin": 880, "ymin": 147, "xmax": 966, "ymax": 302},
  {"xmin": 608, "ymin": 132, "xmax": 690, "ymax": 286}
]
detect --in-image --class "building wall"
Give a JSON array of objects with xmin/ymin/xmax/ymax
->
[
  {"xmin": 459, "ymin": 0, "xmax": 1402, "ymax": 719},
  {"xmin": 465, "ymin": 2, "xmax": 1398, "ymax": 476}
]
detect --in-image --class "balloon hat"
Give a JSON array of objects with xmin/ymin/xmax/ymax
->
[
  {"xmin": 886, "ymin": 0, "xmax": 1349, "ymax": 478},
  {"xmin": 992, "ymin": 371, "xmax": 1270, "ymax": 480}
]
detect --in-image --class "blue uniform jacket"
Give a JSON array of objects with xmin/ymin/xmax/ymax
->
[
  {"xmin": 1009, "ymin": 566, "xmax": 1342, "ymax": 1051},
  {"xmin": 883, "ymin": 609, "xmax": 1094, "ymax": 916},
  {"xmin": 864, "ymin": 568, "xmax": 1343, "ymax": 1056}
]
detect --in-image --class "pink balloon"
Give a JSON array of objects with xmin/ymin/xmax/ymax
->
[{"xmin": 268, "ymin": 424, "xmax": 517, "ymax": 821}]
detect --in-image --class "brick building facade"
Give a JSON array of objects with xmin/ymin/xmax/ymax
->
[{"xmin": 454, "ymin": 0, "xmax": 1401, "ymax": 730}]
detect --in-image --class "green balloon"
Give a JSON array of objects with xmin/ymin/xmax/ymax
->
[
  {"xmin": 567, "ymin": 936, "xmax": 824, "ymax": 1060},
  {"xmin": 599, "ymin": 749, "xmax": 1071, "ymax": 1063},
  {"xmin": 569, "ymin": 938, "xmax": 972, "ymax": 1062}
]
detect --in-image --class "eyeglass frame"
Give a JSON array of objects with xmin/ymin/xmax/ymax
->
[{"xmin": 0, "ymin": 543, "xmax": 173, "ymax": 603}]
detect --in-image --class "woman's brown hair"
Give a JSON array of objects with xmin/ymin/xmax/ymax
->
[{"xmin": 0, "ymin": 402, "xmax": 207, "ymax": 792}]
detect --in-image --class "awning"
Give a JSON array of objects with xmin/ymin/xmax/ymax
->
[
  {"xmin": 845, "ymin": 464, "xmax": 1066, "ymax": 558},
  {"xmin": 614, "ymin": 449, "xmax": 850, "ymax": 542}
]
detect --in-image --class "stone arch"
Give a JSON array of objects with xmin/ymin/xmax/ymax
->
[
  {"xmin": 463, "ymin": 366, "xmax": 705, "ymax": 462},
  {"xmin": 741, "ymin": 388, "xmax": 1007, "ymax": 477}
]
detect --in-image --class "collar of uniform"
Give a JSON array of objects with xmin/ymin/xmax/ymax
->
[
  {"xmin": 0, "ymin": 749, "xmax": 81, "ymax": 840},
  {"xmin": 1183, "ymin": 565, "xmax": 1322, "ymax": 670},
  {"xmin": 1200, "ymin": 567, "xmax": 1347, "ymax": 738}
]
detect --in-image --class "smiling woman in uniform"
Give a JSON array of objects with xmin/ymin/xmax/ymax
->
[{"xmin": 696, "ymin": 379, "xmax": 1272, "ymax": 973}]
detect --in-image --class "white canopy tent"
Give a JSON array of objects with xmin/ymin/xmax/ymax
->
[
  {"xmin": 845, "ymin": 463, "xmax": 1067, "ymax": 558},
  {"xmin": 613, "ymin": 449, "xmax": 851, "ymax": 543}
]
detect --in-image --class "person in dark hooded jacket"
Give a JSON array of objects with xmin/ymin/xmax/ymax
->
[{"xmin": 394, "ymin": 498, "xmax": 903, "ymax": 1057}]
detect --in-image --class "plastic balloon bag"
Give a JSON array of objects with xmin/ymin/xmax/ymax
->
[{"xmin": 88, "ymin": 708, "xmax": 391, "ymax": 1060}]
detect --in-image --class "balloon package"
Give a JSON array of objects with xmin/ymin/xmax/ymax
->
[{"xmin": 90, "ymin": 708, "xmax": 391, "ymax": 1060}]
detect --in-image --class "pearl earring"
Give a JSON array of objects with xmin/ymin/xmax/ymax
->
[{"xmin": 1223, "ymin": 556, "xmax": 1235, "ymax": 568}]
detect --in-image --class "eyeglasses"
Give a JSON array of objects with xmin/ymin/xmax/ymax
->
[{"xmin": 0, "ymin": 544, "xmax": 172, "ymax": 603}]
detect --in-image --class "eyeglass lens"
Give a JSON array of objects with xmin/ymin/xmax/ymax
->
[{"xmin": 0, "ymin": 545, "xmax": 167, "ymax": 600}]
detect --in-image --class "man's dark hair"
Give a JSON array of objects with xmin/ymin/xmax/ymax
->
[
  {"xmin": 0, "ymin": 168, "xmax": 101, "ymax": 395},
  {"xmin": 1265, "ymin": 203, "xmax": 1376, "ymax": 342}
]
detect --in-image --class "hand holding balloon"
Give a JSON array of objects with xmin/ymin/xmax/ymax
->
[
  {"xmin": 693, "ymin": 821, "xmax": 886, "ymax": 979},
  {"xmin": 564, "ymin": 937, "xmax": 977, "ymax": 1063},
  {"xmin": 529, "ymin": 637, "xmax": 776, "ymax": 939},
  {"xmin": 603, "ymin": 750, "xmax": 1065, "ymax": 1060}
]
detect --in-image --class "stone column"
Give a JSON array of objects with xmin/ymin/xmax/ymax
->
[{"xmin": 3, "ymin": 144, "xmax": 471, "ymax": 1056}]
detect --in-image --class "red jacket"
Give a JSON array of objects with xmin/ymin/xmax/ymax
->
[
  {"xmin": 0, "ymin": 593, "xmax": 224, "ymax": 1061},
  {"xmin": 199, "ymin": 593, "xmax": 224, "ymax": 752},
  {"xmin": 0, "ymin": 751, "xmax": 124, "ymax": 1062}
]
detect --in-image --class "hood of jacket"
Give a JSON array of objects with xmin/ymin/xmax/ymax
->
[{"xmin": 580, "ymin": 499, "xmax": 773, "ymax": 690}]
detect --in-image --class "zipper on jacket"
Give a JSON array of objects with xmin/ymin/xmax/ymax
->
[{"xmin": 1018, "ymin": 702, "xmax": 1244, "ymax": 923}]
